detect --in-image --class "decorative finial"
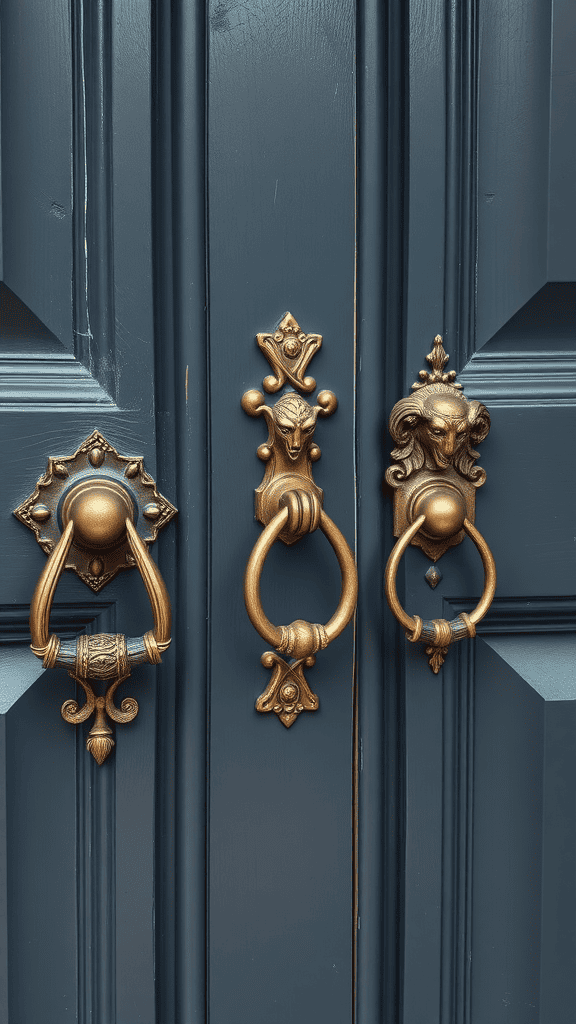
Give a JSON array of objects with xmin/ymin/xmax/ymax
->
[
  {"xmin": 411, "ymin": 335, "xmax": 462, "ymax": 391},
  {"xmin": 256, "ymin": 312, "xmax": 322, "ymax": 394}
]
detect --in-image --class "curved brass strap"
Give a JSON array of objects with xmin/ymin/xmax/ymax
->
[
  {"xmin": 126, "ymin": 519, "xmax": 172, "ymax": 652},
  {"xmin": 30, "ymin": 520, "xmax": 75, "ymax": 665},
  {"xmin": 384, "ymin": 514, "xmax": 496, "ymax": 671},
  {"xmin": 29, "ymin": 519, "xmax": 172, "ymax": 669},
  {"xmin": 244, "ymin": 506, "xmax": 358, "ymax": 660}
]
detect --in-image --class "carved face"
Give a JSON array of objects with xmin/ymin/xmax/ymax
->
[
  {"xmin": 385, "ymin": 383, "xmax": 490, "ymax": 487},
  {"xmin": 418, "ymin": 394, "xmax": 470, "ymax": 470},
  {"xmin": 272, "ymin": 394, "xmax": 318, "ymax": 461}
]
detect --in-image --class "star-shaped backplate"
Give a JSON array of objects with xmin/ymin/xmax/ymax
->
[{"xmin": 13, "ymin": 430, "xmax": 177, "ymax": 592}]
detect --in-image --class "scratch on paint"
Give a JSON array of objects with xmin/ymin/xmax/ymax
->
[
  {"xmin": 185, "ymin": 365, "xmax": 189, "ymax": 403},
  {"xmin": 274, "ymin": 179, "xmax": 278, "ymax": 205}
]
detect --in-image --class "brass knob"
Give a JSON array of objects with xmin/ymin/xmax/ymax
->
[
  {"xmin": 410, "ymin": 483, "xmax": 467, "ymax": 539},
  {"xmin": 60, "ymin": 478, "xmax": 134, "ymax": 550}
]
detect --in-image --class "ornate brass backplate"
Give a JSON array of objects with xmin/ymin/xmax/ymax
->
[
  {"xmin": 385, "ymin": 335, "xmax": 490, "ymax": 560},
  {"xmin": 243, "ymin": 315, "xmax": 357, "ymax": 726},
  {"xmin": 241, "ymin": 387, "xmax": 337, "ymax": 544},
  {"xmin": 14, "ymin": 429, "xmax": 176, "ymax": 591},
  {"xmin": 384, "ymin": 336, "xmax": 496, "ymax": 672}
]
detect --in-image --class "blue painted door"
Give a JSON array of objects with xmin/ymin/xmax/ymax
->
[{"xmin": 0, "ymin": 2, "xmax": 574, "ymax": 1023}]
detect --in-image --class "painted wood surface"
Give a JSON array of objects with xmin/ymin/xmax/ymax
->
[{"xmin": 0, "ymin": 0, "xmax": 574, "ymax": 1022}]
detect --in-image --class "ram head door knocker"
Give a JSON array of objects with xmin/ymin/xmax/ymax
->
[{"xmin": 384, "ymin": 335, "xmax": 496, "ymax": 672}]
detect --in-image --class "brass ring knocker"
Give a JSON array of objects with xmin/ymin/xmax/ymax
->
[
  {"xmin": 30, "ymin": 518, "xmax": 171, "ymax": 668},
  {"xmin": 15, "ymin": 431, "xmax": 177, "ymax": 763},
  {"xmin": 242, "ymin": 337, "xmax": 358, "ymax": 727},
  {"xmin": 244, "ymin": 498, "xmax": 358, "ymax": 659},
  {"xmin": 384, "ymin": 512, "xmax": 496, "ymax": 673},
  {"xmin": 384, "ymin": 334, "xmax": 496, "ymax": 672}
]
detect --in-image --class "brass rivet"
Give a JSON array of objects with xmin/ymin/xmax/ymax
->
[
  {"xmin": 89, "ymin": 448, "xmax": 105, "ymax": 467},
  {"xmin": 125, "ymin": 461, "xmax": 140, "ymax": 478},
  {"xmin": 283, "ymin": 336, "xmax": 301, "ymax": 358},
  {"xmin": 143, "ymin": 503, "xmax": 160, "ymax": 520},
  {"xmin": 31, "ymin": 504, "xmax": 51, "ymax": 522},
  {"xmin": 53, "ymin": 463, "xmax": 69, "ymax": 478},
  {"xmin": 89, "ymin": 558, "xmax": 104, "ymax": 577}
]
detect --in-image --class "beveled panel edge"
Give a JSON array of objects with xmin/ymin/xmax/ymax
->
[{"xmin": 444, "ymin": 595, "xmax": 576, "ymax": 633}]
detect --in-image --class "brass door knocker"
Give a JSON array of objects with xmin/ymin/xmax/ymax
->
[
  {"xmin": 14, "ymin": 431, "xmax": 177, "ymax": 762},
  {"xmin": 243, "ymin": 314, "xmax": 358, "ymax": 726},
  {"xmin": 384, "ymin": 336, "xmax": 496, "ymax": 672}
]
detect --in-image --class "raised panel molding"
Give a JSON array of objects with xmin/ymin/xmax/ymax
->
[
  {"xmin": 356, "ymin": 0, "xmax": 407, "ymax": 1019},
  {"xmin": 0, "ymin": 0, "xmax": 118, "ymax": 408},
  {"xmin": 548, "ymin": 0, "xmax": 576, "ymax": 281},
  {"xmin": 0, "ymin": 602, "xmax": 117, "ymax": 1022},
  {"xmin": 0, "ymin": 284, "xmax": 115, "ymax": 409},
  {"xmin": 476, "ymin": 0, "xmax": 552, "ymax": 349},
  {"xmin": 0, "ymin": 351, "xmax": 115, "ymax": 409},
  {"xmin": 459, "ymin": 350, "xmax": 576, "ymax": 407},
  {"xmin": 460, "ymin": 283, "xmax": 576, "ymax": 406},
  {"xmin": 0, "ymin": 603, "xmax": 114, "ymax": 710},
  {"xmin": 0, "ymin": 602, "xmax": 114, "ymax": 644},
  {"xmin": 435, "ymin": 597, "xmax": 576, "ymax": 1024}
]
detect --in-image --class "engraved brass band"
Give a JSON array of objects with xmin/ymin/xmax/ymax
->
[
  {"xmin": 244, "ymin": 504, "xmax": 358, "ymax": 660},
  {"xmin": 384, "ymin": 513, "xmax": 497, "ymax": 673}
]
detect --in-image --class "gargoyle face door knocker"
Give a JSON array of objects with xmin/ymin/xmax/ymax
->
[
  {"xmin": 14, "ymin": 431, "xmax": 176, "ymax": 762},
  {"xmin": 242, "ymin": 314, "xmax": 358, "ymax": 727},
  {"xmin": 384, "ymin": 335, "xmax": 496, "ymax": 672}
]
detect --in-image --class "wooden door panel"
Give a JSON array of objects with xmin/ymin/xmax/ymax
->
[
  {"xmin": 0, "ymin": 1, "xmax": 159, "ymax": 1020},
  {"xmin": 1, "ymin": 0, "xmax": 73, "ymax": 345},
  {"xmin": 400, "ymin": 1, "xmax": 576, "ymax": 1021},
  {"xmin": 1, "ymin": 0, "xmax": 573, "ymax": 1020},
  {"xmin": 207, "ymin": 2, "xmax": 356, "ymax": 1020},
  {"xmin": 549, "ymin": 0, "xmax": 576, "ymax": 281},
  {"xmin": 473, "ymin": 634, "xmax": 576, "ymax": 1024},
  {"xmin": 476, "ymin": 0, "xmax": 552, "ymax": 345}
]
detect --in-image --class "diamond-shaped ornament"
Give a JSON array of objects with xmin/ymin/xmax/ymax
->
[
  {"xmin": 424, "ymin": 565, "xmax": 443, "ymax": 589},
  {"xmin": 13, "ymin": 430, "xmax": 176, "ymax": 592},
  {"xmin": 255, "ymin": 651, "xmax": 319, "ymax": 727}
]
